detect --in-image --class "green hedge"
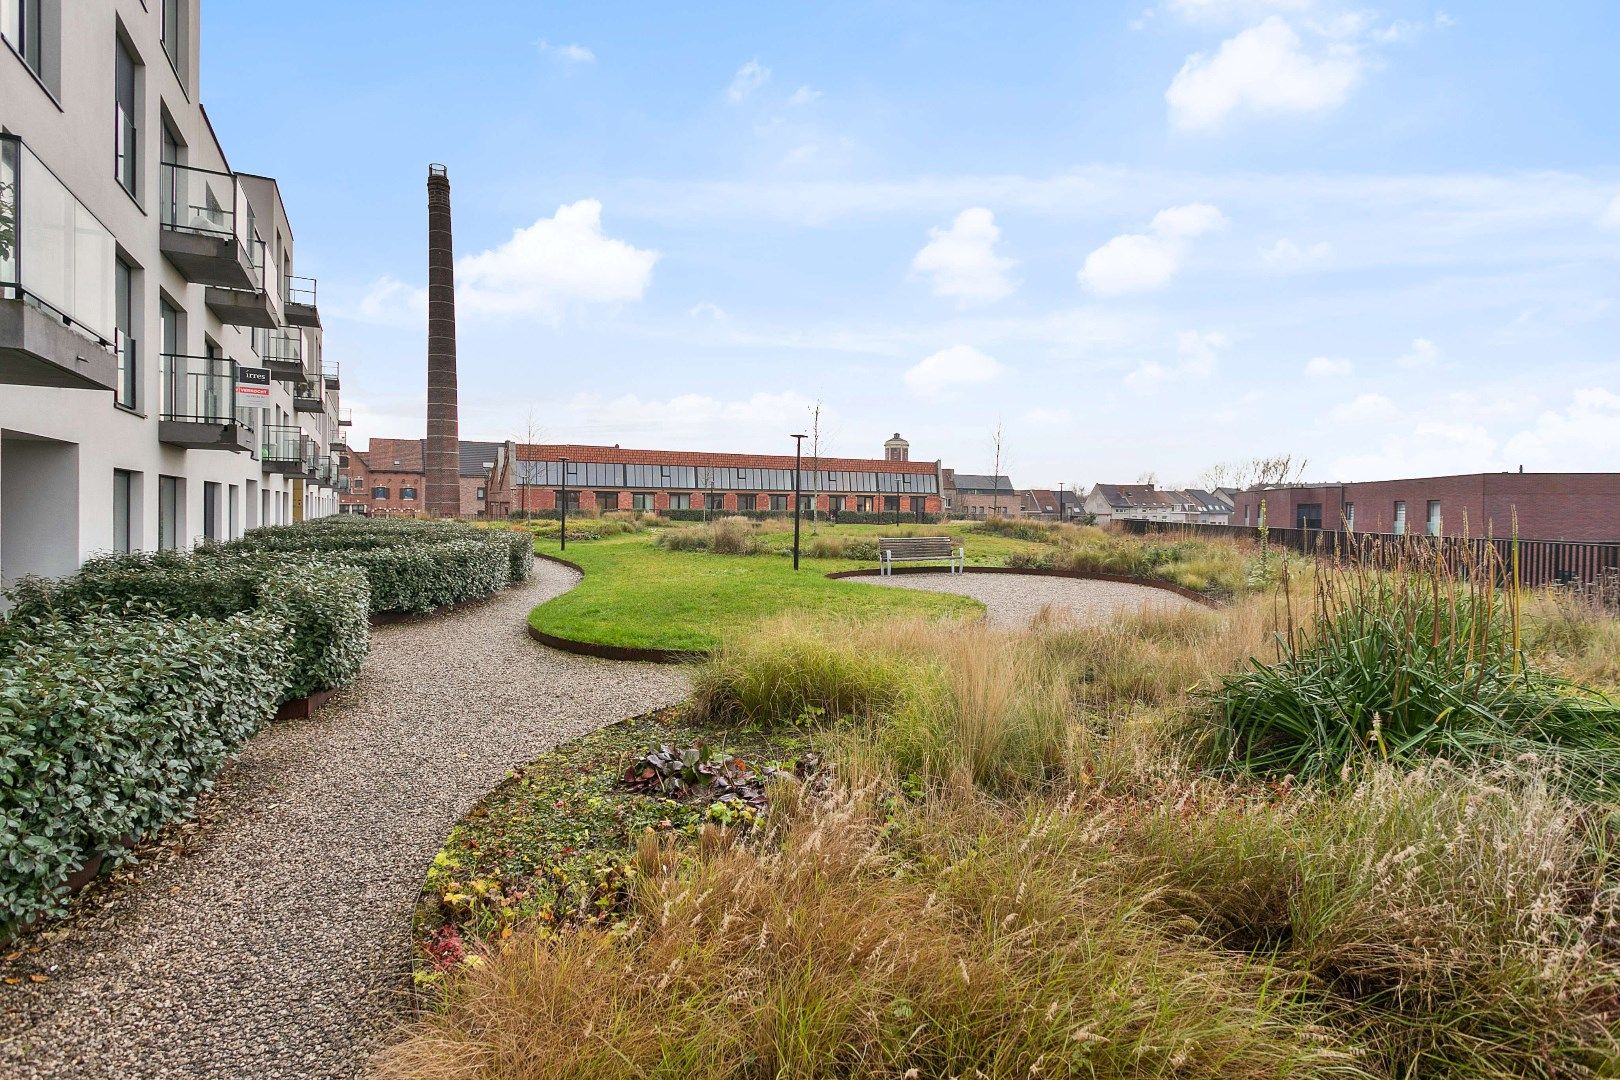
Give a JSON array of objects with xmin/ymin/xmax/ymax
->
[
  {"xmin": 228, "ymin": 518, "xmax": 528, "ymax": 614},
  {"xmin": 2, "ymin": 550, "xmax": 370, "ymax": 702},
  {"xmin": 0, "ymin": 607, "xmax": 288, "ymax": 929}
]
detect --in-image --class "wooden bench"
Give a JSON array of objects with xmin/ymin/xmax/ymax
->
[{"xmin": 878, "ymin": 536, "xmax": 964, "ymax": 575}]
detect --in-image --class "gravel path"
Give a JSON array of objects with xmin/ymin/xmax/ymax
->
[
  {"xmin": 0, "ymin": 561, "xmax": 688, "ymax": 1079},
  {"xmin": 860, "ymin": 571, "xmax": 1202, "ymax": 628}
]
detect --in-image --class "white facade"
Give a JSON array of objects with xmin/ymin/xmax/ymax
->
[{"xmin": 0, "ymin": 0, "xmax": 344, "ymax": 590}]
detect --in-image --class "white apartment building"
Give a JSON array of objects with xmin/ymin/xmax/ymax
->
[{"xmin": 0, "ymin": 0, "xmax": 345, "ymax": 588}]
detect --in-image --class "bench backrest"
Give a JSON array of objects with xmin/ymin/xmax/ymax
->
[{"xmin": 879, "ymin": 536, "xmax": 956, "ymax": 559}]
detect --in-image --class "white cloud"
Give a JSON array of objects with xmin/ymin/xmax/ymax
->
[
  {"xmin": 1176, "ymin": 329, "xmax": 1228, "ymax": 377},
  {"xmin": 1501, "ymin": 388, "xmax": 1620, "ymax": 468},
  {"xmin": 1078, "ymin": 203, "xmax": 1227, "ymax": 296},
  {"xmin": 1166, "ymin": 0, "xmax": 1313, "ymax": 24},
  {"xmin": 456, "ymin": 199, "xmax": 658, "ymax": 322},
  {"xmin": 1396, "ymin": 337, "xmax": 1441, "ymax": 368},
  {"xmin": 688, "ymin": 301, "xmax": 726, "ymax": 321},
  {"xmin": 1600, "ymin": 194, "xmax": 1620, "ymax": 230},
  {"xmin": 538, "ymin": 40, "xmax": 595, "ymax": 63},
  {"xmin": 911, "ymin": 208, "xmax": 1017, "ymax": 307},
  {"xmin": 353, "ymin": 275, "xmax": 426, "ymax": 326},
  {"xmin": 1261, "ymin": 237, "xmax": 1332, "ymax": 269},
  {"xmin": 1166, "ymin": 16, "xmax": 1363, "ymax": 130},
  {"xmin": 787, "ymin": 85, "xmax": 822, "ymax": 106},
  {"xmin": 1330, "ymin": 392, "xmax": 1397, "ymax": 423},
  {"xmin": 904, "ymin": 344, "xmax": 1006, "ymax": 400},
  {"xmin": 1306, "ymin": 356, "xmax": 1352, "ymax": 377},
  {"xmin": 727, "ymin": 60, "xmax": 771, "ymax": 103},
  {"xmin": 560, "ymin": 390, "xmax": 823, "ymax": 448}
]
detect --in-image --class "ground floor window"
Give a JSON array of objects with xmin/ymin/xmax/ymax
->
[
  {"xmin": 371, "ymin": 486, "xmax": 388, "ymax": 499},
  {"xmin": 596, "ymin": 490, "xmax": 620, "ymax": 510},
  {"xmin": 828, "ymin": 495, "xmax": 844, "ymax": 513},
  {"xmin": 113, "ymin": 469, "xmax": 134, "ymax": 553},
  {"xmin": 705, "ymin": 493, "xmax": 725, "ymax": 511},
  {"xmin": 158, "ymin": 475, "xmax": 180, "ymax": 550},
  {"xmin": 668, "ymin": 493, "xmax": 691, "ymax": 510},
  {"xmin": 401, "ymin": 487, "xmax": 417, "ymax": 501},
  {"xmin": 909, "ymin": 497, "xmax": 925, "ymax": 514},
  {"xmin": 769, "ymin": 494, "xmax": 787, "ymax": 512},
  {"xmin": 884, "ymin": 495, "xmax": 901, "ymax": 512},
  {"xmin": 1393, "ymin": 500, "xmax": 1407, "ymax": 535},
  {"xmin": 631, "ymin": 492, "xmax": 655, "ymax": 511},
  {"xmin": 203, "ymin": 481, "xmax": 221, "ymax": 540},
  {"xmin": 738, "ymin": 493, "xmax": 757, "ymax": 511},
  {"xmin": 857, "ymin": 496, "xmax": 874, "ymax": 513},
  {"xmin": 1427, "ymin": 500, "xmax": 1442, "ymax": 536},
  {"xmin": 228, "ymin": 485, "xmax": 240, "ymax": 539}
]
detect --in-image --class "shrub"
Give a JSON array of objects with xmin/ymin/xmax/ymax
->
[
  {"xmin": 802, "ymin": 534, "xmax": 880, "ymax": 560},
  {"xmin": 1219, "ymin": 559, "xmax": 1620, "ymax": 792},
  {"xmin": 653, "ymin": 518, "xmax": 760, "ymax": 556},
  {"xmin": 0, "ymin": 608, "xmax": 288, "ymax": 929},
  {"xmin": 2, "ymin": 550, "xmax": 369, "ymax": 702}
]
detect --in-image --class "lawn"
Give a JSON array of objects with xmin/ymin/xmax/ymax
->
[{"xmin": 527, "ymin": 526, "xmax": 1011, "ymax": 653}]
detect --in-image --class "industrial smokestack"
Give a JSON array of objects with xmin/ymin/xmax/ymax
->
[{"xmin": 425, "ymin": 163, "xmax": 461, "ymax": 518}]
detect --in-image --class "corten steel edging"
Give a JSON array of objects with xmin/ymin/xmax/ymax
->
[
  {"xmin": 823, "ymin": 564, "xmax": 1225, "ymax": 609},
  {"xmin": 525, "ymin": 551, "xmax": 1224, "ymax": 665}
]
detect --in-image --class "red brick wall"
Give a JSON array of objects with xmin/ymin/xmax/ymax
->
[
  {"xmin": 504, "ymin": 487, "xmax": 942, "ymax": 515},
  {"xmin": 1230, "ymin": 474, "xmax": 1620, "ymax": 541}
]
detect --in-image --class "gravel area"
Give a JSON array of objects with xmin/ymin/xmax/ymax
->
[
  {"xmin": 0, "ymin": 560, "xmax": 687, "ymax": 1079},
  {"xmin": 860, "ymin": 571, "xmax": 1202, "ymax": 628}
]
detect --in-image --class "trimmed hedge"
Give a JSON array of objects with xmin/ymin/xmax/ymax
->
[
  {"xmin": 0, "ymin": 607, "xmax": 288, "ymax": 929},
  {"xmin": 2, "ymin": 550, "xmax": 370, "ymax": 702},
  {"xmin": 228, "ymin": 518, "xmax": 529, "ymax": 614}
]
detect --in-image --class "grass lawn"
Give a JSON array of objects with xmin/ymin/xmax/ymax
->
[{"xmin": 529, "ymin": 527, "xmax": 996, "ymax": 652}]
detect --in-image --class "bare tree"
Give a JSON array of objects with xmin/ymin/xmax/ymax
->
[
  {"xmin": 521, "ymin": 406, "xmax": 541, "ymax": 519},
  {"xmin": 1136, "ymin": 470, "xmax": 1159, "ymax": 487},
  {"xmin": 807, "ymin": 399, "xmax": 823, "ymax": 530},
  {"xmin": 990, "ymin": 420, "xmax": 1006, "ymax": 517},
  {"xmin": 1233, "ymin": 454, "xmax": 1309, "ymax": 489}
]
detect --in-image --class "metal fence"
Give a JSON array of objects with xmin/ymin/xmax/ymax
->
[{"xmin": 1119, "ymin": 518, "xmax": 1620, "ymax": 589}]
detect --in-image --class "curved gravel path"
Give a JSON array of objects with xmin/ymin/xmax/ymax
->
[
  {"xmin": 859, "ymin": 571, "xmax": 1202, "ymax": 628},
  {"xmin": 0, "ymin": 561, "xmax": 687, "ymax": 1079}
]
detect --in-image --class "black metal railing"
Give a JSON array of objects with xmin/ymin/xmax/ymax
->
[
  {"xmin": 286, "ymin": 275, "xmax": 317, "ymax": 308},
  {"xmin": 159, "ymin": 160, "xmax": 240, "ymax": 239},
  {"xmin": 1120, "ymin": 519, "xmax": 1620, "ymax": 589},
  {"xmin": 160, "ymin": 353, "xmax": 236, "ymax": 423}
]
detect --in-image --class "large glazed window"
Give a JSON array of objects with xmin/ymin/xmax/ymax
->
[
  {"xmin": 1, "ymin": 0, "xmax": 43, "ymax": 77},
  {"xmin": 115, "ymin": 38, "xmax": 140, "ymax": 198}
]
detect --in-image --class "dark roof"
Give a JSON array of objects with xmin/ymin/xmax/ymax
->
[
  {"xmin": 458, "ymin": 441, "xmax": 502, "ymax": 477},
  {"xmin": 1182, "ymin": 488, "xmax": 1233, "ymax": 512},
  {"xmin": 1024, "ymin": 488, "xmax": 1059, "ymax": 512},
  {"xmin": 1090, "ymin": 483, "xmax": 1176, "ymax": 509},
  {"xmin": 952, "ymin": 473, "xmax": 1015, "ymax": 493}
]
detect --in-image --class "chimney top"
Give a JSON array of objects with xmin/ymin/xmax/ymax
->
[{"xmin": 428, "ymin": 163, "xmax": 448, "ymax": 177}]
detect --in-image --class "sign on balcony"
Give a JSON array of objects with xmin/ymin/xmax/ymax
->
[{"xmin": 236, "ymin": 367, "xmax": 270, "ymax": 397}]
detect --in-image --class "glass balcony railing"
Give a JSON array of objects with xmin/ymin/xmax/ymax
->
[
  {"xmin": 1, "ymin": 134, "xmax": 117, "ymax": 345},
  {"xmin": 265, "ymin": 327, "xmax": 303, "ymax": 366},
  {"xmin": 161, "ymin": 354, "xmax": 236, "ymax": 424},
  {"xmin": 159, "ymin": 161, "xmax": 239, "ymax": 239},
  {"xmin": 262, "ymin": 424, "xmax": 310, "ymax": 467}
]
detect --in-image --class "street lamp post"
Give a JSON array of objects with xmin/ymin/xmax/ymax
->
[
  {"xmin": 559, "ymin": 456, "xmax": 568, "ymax": 550},
  {"xmin": 791, "ymin": 434, "xmax": 807, "ymax": 570}
]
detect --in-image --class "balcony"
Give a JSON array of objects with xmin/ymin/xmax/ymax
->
[
  {"xmin": 283, "ymin": 275, "xmax": 320, "ymax": 328},
  {"xmin": 261, "ymin": 424, "xmax": 315, "ymax": 478},
  {"xmin": 322, "ymin": 361, "xmax": 339, "ymax": 390},
  {"xmin": 0, "ymin": 135, "xmax": 120, "ymax": 392},
  {"xmin": 157, "ymin": 163, "xmax": 260, "ymax": 290},
  {"xmin": 292, "ymin": 379, "xmax": 323, "ymax": 412},
  {"xmin": 158, "ymin": 354, "xmax": 254, "ymax": 452},
  {"xmin": 263, "ymin": 328, "xmax": 303, "ymax": 381},
  {"xmin": 204, "ymin": 270, "xmax": 278, "ymax": 329}
]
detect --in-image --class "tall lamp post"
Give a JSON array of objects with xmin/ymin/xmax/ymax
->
[
  {"xmin": 559, "ymin": 456, "xmax": 569, "ymax": 550},
  {"xmin": 791, "ymin": 434, "xmax": 807, "ymax": 570}
]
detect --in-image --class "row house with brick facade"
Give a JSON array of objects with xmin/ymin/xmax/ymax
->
[
  {"xmin": 485, "ymin": 437, "xmax": 944, "ymax": 518},
  {"xmin": 339, "ymin": 438, "xmax": 500, "ymax": 518},
  {"xmin": 1229, "ymin": 472, "xmax": 1620, "ymax": 541}
]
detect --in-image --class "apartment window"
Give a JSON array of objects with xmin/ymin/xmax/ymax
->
[
  {"xmin": 228, "ymin": 485, "xmax": 239, "ymax": 539},
  {"xmin": 160, "ymin": 0, "xmax": 183, "ymax": 79},
  {"xmin": 1393, "ymin": 501, "xmax": 1407, "ymax": 536},
  {"xmin": 705, "ymin": 493, "xmax": 725, "ymax": 511},
  {"xmin": 113, "ymin": 469, "xmax": 134, "ymax": 553},
  {"xmin": 799, "ymin": 495, "xmax": 815, "ymax": 512},
  {"xmin": 631, "ymin": 492, "xmax": 655, "ymax": 511},
  {"xmin": 400, "ymin": 487, "xmax": 417, "ymax": 501},
  {"xmin": 1295, "ymin": 503, "xmax": 1323, "ymax": 530},
  {"xmin": 202, "ymin": 481, "xmax": 220, "ymax": 540},
  {"xmin": 827, "ymin": 495, "xmax": 844, "ymax": 513},
  {"xmin": 884, "ymin": 495, "xmax": 901, "ymax": 512},
  {"xmin": 1, "ymin": 0, "xmax": 43, "ymax": 78},
  {"xmin": 114, "ymin": 258, "xmax": 137, "ymax": 408},
  {"xmin": 158, "ymin": 475, "xmax": 179, "ymax": 550},
  {"xmin": 857, "ymin": 496, "xmax": 874, "ymax": 513},
  {"xmin": 768, "ymin": 494, "xmax": 787, "ymax": 512},
  {"xmin": 370, "ymin": 486, "xmax": 387, "ymax": 500},
  {"xmin": 1426, "ymin": 500, "xmax": 1442, "ymax": 536},
  {"xmin": 668, "ymin": 493, "xmax": 691, "ymax": 510},
  {"xmin": 737, "ymin": 494, "xmax": 758, "ymax": 512},
  {"xmin": 115, "ymin": 37, "xmax": 141, "ymax": 198},
  {"xmin": 596, "ymin": 491, "xmax": 620, "ymax": 511},
  {"xmin": 1343, "ymin": 502, "xmax": 1355, "ymax": 531}
]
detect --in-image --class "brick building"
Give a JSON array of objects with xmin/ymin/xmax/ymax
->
[
  {"xmin": 943, "ymin": 471, "xmax": 1017, "ymax": 518},
  {"xmin": 339, "ymin": 438, "xmax": 500, "ymax": 518},
  {"xmin": 485, "ymin": 436, "xmax": 944, "ymax": 517},
  {"xmin": 1229, "ymin": 472, "xmax": 1620, "ymax": 541}
]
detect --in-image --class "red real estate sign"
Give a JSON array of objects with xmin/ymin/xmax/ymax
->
[{"xmin": 236, "ymin": 367, "xmax": 271, "ymax": 397}]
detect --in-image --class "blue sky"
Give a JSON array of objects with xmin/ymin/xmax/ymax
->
[{"xmin": 201, "ymin": 0, "xmax": 1620, "ymax": 488}]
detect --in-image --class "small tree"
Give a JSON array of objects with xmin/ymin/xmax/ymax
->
[
  {"xmin": 520, "ymin": 406, "xmax": 541, "ymax": 519},
  {"xmin": 808, "ymin": 399, "xmax": 823, "ymax": 530},
  {"xmin": 990, "ymin": 420, "xmax": 1006, "ymax": 517}
]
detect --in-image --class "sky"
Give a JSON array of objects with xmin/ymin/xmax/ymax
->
[{"xmin": 200, "ymin": 0, "xmax": 1620, "ymax": 489}]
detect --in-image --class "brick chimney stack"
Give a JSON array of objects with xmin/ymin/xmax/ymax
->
[{"xmin": 425, "ymin": 164, "xmax": 461, "ymax": 518}]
